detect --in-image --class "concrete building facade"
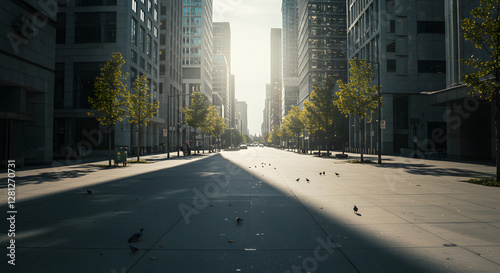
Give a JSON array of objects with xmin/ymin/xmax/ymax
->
[
  {"xmin": 347, "ymin": 0, "xmax": 448, "ymax": 155},
  {"xmin": 53, "ymin": 0, "xmax": 162, "ymax": 158},
  {"xmin": 159, "ymin": 0, "xmax": 183, "ymax": 153},
  {"xmin": 0, "ymin": 0, "xmax": 56, "ymax": 166}
]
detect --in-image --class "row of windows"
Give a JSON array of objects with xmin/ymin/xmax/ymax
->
[
  {"xmin": 386, "ymin": 60, "xmax": 446, "ymax": 74},
  {"xmin": 309, "ymin": 4, "xmax": 346, "ymax": 14},
  {"xmin": 183, "ymin": 16, "xmax": 202, "ymax": 26},
  {"xmin": 310, "ymin": 15, "xmax": 346, "ymax": 26},
  {"xmin": 132, "ymin": 0, "xmax": 158, "ymax": 23},
  {"xmin": 77, "ymin": 0, "xmax": 116, "ymax": 6},
  {"xmin": 75, "ymin": 12, "xmax": 116, "ymax": 43},
  {"xmin": 183, "ymin": 7, "xmax": 201, "ymax": 16},
  {"xmin": 183, "ymin": 0, "xmax": 202, "ymax": 5},
  {"xmin": 183, "ymin": 37, "xmax": 202, "ymax": 46},
  {"xmin": 311, "ymin": 48, "xmax": 347, "ymax": 59},
  {"xmin": 311, "ymin": 60, "xmax": 347, "ymax": 70},
  {"xmin": 310, "ymin": 26, "xmax": 346, "ymax": 36},
  {"xmin": 183, "ymin": 27, "xmax": 202, "ymax": 36},
  {"xmin": 308, "ymin": 38, "xmax": 345, "ymax": 47}
]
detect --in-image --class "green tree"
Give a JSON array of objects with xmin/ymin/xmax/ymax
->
[
  {"xmin": 88, "ymin": 52, "xmax": 128, "ymax": 166},
  {"xmin": 335, "ymin": 59, "xmax": 381, "ymax": 162},
  {"xmin": 202, "ymin": 105, "xmax": 226, "ymax": 152},
  {"xmin": 268, "ymin": 124, "xmax": 282, "ymax": 145},
  {"xmin": 222, "ymin": 128, "xmax": 243, "ymax": 147},
  {"xmin": 303, "ymin": 77, "xmax": 338, "ymax": 155},
  {"xmin": 126, "ymin": 74, "xmax": 160, "ymax": 161},
  {"xmin": 283, "ymin": 106, "xmax": 305, "ymax": 151},
  {"xmin": 183, "ymin": 92, "xmax": 210, "ymax": 150},
  {"xmin": 461, "ymin": 0, "xmax": 500, "ymax": 180}
]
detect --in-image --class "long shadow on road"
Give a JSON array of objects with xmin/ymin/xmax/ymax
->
[{"xmin": 0, "ymin": 153, "xmax": 453, "ymax": 272}]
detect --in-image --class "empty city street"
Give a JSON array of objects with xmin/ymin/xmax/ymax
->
[{"xmin": 1, "ymin": 148, "xmax": 500, "ymax": 272}]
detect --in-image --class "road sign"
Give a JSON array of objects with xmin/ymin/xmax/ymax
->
[
  {"xmin": 380, "ymin": 120, "xmax": 386, "ymax": 129},
  {"xmin": 163, "ymin": 129, "xmax": 167, "ymax": 137}
]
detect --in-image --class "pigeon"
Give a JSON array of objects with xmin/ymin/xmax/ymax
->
[
  {"xmin": 335, "ymin": 172, "xmax": 340, "ymax": 176},
  {"xmin": 319, "ymin": 172, "xmax": 322, "ymax": 176},
  {"xmin": 87, "ymin": 188, "xmax": 92, "ymax": 195},
  {"xmin": 127, "ymin": 228, "xmax": 144, "ymax": 243},
  {"xmin": 129, "ymin": 245, "xmax": 139, "ymax": 253},
  {"xmin": 306, "ymin": 178, "xmax": 310, "ymax": 183},
  {"xmin": 236, "ymin": 217, "xmax": 243, "ymax": 224},
  {"xmin": 296, "ymin": 178, "xmax": 300, "ymax": 182},
  {"xmin": 323, "ymin": 171, "xmax": 325, "ymax": 175},
  {"xmin": 353, "ymin": 205, "xmax": 358, "ymax": 214}
]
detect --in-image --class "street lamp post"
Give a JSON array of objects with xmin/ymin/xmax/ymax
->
[{"xmin": 365, "ymin": 59, "xmax": 382, "ymax": 164}]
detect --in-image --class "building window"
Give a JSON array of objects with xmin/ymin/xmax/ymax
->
[
  {"xmin": 153, "ymin": 41, "xmax": 158, "ymax": 64},
  {"xmin": 132, "ymin": 0, "xmax": 137, "ymax": 12},
  {"xmin": 131, "ymin": 50, "xmax": 137, "ymax": 63},
  {"xmin": 139, "ymin": 27, "xmax": 145, "ymax": 52},
  {"xmin": 386, "ymin": 40, "xmax": 395, "ymax": 52},
  {"xmin": 54, "ymin": 63, "xmax": 65, "ymax": 109},
  {"xmin": 154, "ymin": 26, "xmax": 158, "ymax": 37},
  {"xmin": 75, "ymin": 12, "xmax": 116, "ymax": 43},
  {"xmin": 140, "ymin": 9, "xmax": 145, "ymax": 22},
  {"xmin": 131, "ymin": 18, "xmax": 137, "ymax": 45},
  {"xmin": 56, "ymin": 13, "xmax": 66, "ymax": 44},
  {"xmin": 140, "ymin": 57, "xmax": 145, "ymax": 69},
  {"xmin": 73, "ymin": 62, "xmax": 103, "ymax": 109},
  {"xmin": 148, "ymin": 19, "xmax": 152, "ymax": 31},
  {"xmin": 387, "ymin": 59, "xmax": 396, "ymax": 72},
  {"xmin": 147, "ymin": 63, "xmax": 152, "ymax": 74},
  {"xmin": 417, "ymin": 21, "xmax": 445, "ymax": 34},
  {"xmin": 418, "ymin": 60, "xmax": 446, "ymax": 74},
  {"xmin": 147, "ymin": 34, "xmax": 152, "ymax": 57},
  {"xmin": 387, "ymin": 20, "xmax": 395, "ymax": 33},
  {"xmin": 76, "ymin": 0, "xmax": 117, "ymax": 6}
]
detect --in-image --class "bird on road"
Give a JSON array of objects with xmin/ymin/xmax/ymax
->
[
  {"xmin": 306, "ymin": 178, "xmax": 310, "ymax": 183},
  {"xmin": 296, "ymin": 178, "xmax": 300, "ymax": 182},
  {"xmin": 323, "ymin": 171, "xmax": 325, "ymax": 175},
  {"xmin": 236, "ymin": 217, "xmax": 243, "ymax": 224},
  {"xmin": 353, "ymin": 205, "xmax": 358, "ymax": 214},
  {"xmin": 129, "ymin": 245, "xmax": 139, "ymax": 253},
  {"xmin": 127, "ymin": 228, "xmax": 144, "ymax": 243},
  {"xmin": 319, "ymin": 172, "xmax": 322, "ymax": 176},
  {"xmin": 87, "ymin": 188, "xmax": 92, "ymax": 195},
  {"xmin": 335, "ymin": 172, "xmax": 340, "ymax": 176}
]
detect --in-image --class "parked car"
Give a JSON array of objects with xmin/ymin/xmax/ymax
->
[{"xmin": 239, "ymin": 144, "xmax": 248, "ymax": 149}]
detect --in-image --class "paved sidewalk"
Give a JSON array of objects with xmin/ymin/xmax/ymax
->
[{"xmin": 1, "ymin": 148, "xmax": 499, "ymax": 272}]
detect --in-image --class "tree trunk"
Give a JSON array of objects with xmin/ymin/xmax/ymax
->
[
  {"xmin": 108, "ymin": 126, "xmax": 112, "ymax": 167},
  {"xmin": 137, "ymin": 124, "xmax": 141, "ymax": 161},
  {"xmin": 495, "ymin": 95, "xmax": 500, "ymax": 181},
  {"xmin": 360, "ymin": 120, "xmax": 364, "ymax": 162}
]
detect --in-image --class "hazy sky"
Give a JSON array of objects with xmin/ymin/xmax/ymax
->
[{"xmin": 213, "ymin": 0, "xmax": 282, "ymax": 136}]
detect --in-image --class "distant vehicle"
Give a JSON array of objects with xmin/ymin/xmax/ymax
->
[
  {"xmin": 239, "ymin": 144, "xmax": 248, "ymax": 149},
  {"xmin": 259, "ymin": 144, "xmax": 264, "ymax": 147}
]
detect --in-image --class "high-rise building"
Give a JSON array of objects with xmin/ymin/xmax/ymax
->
[
  {"xmin": 235, "ymin": 100, "xmax": 249, "ymax": 136},
  {"xmin": 0, "ymin": 0, "xmax": 56, "ymax": 166},
  {"xmin": 297, "ymin": 0, "xmax": 347, "ymax": 105},
  {"xmin": 213, "ymin": 22, "xmax": 232, "ymax": 124},
  {"xmin": 212, "ymin": 54, "xmax": 230, "ymax": 122},
  {"xmin": 270, "ymin": 28, "xmax": 282, "ymax": 129},
  {"xmin": 262, "ymin": 83, "xmax": 272, "ymax": 136},
  {"xmin": 347, "ymin": 0, "xmax": 447, "ymax": 155},
  {"xmin": 53, "ymin": 0, "xmax": 161, "ymax": 158},
  {"xmin": 159, "ymin": 0, "xmax": 183, "ymax": 153},
  {"xmin": 181, "ymin": 0, "xmax": 213, "ymax": 102},
  {"xmin": 213, "ymin": 22, "xmax": 231, "ymax": 70},
  {"xmin": 281, "ymin": 0, "xmax": 300, "ymax": 118}
]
